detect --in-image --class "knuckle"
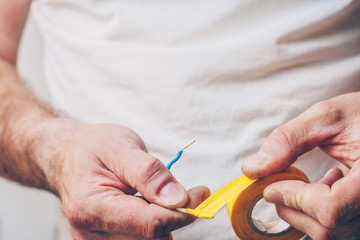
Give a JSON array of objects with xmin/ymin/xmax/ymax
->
[
  {"xmin": 301, "ymin": 184, "xmax": 341, "ymax": 228},
  {"xmin": 311, "ymin": 101, "xmax": 343, "ymax": 125},
  {"xmin": 271, "ymin": 125, "xmax": 297, "ymax": 148},
  {"xmin": 64, "ymin": 200, "xmax": 99, "ymax": 230},
  {"xmin": 66, "ymin": 203, "xmax": 89, "ymax": 229},
  {"xmin": 144, "ymin": 215, "xmax": 168, "ymax": 238},
  {"xmin": 298, "ymin": 183, "xmax": 318, "ymax": 210},
  {"xmin": 138, "ymin": 155, "xmax": 164, "ymax": 183},
  {"xmin": 319, "ymin": 203, "xmax": 341, "ymax": 228},
  {"xmin": 293, "ymin": 189, "xmax": 306, "ymax": 210},
  {"xmin": 312, "ymin": 228, "xmax": 332, "ymax": 240}
]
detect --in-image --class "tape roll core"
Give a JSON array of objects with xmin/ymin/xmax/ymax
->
[
  {"xmin": 227, "ymin": 166, "xmax": 309, "ymax": 240},
  {"xmin": 248, "ymin": 194, "xmax": 292, "ymax": 236}
]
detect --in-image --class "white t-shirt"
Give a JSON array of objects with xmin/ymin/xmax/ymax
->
[{"xmin": 32, "ymin": 0, "xmax": 360, "ymax": 239}]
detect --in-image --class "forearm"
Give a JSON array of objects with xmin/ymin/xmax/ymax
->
[{"xmin": 0, "ymin": 58, "xmax": 59, "ymax": 193}]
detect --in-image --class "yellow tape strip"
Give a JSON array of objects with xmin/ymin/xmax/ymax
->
[
  {"xmin": 184, "ymin": 175, "xmax": 256, "ymax": 219},
  {"xmin": 183, "ymin": 166, "xmax": 309, "ymax": 239}
]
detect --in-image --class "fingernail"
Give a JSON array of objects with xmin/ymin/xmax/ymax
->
[
  {"xmin": 159, "ymin": 182, "xmax": 187, "ymax": 206},
  {"xmin": 243, "ymin": 151, "xmax": 268, "ymax": 169},
  {"xmin": 264, "ymin": 188, "xmax": 284, "ymax": 204}
]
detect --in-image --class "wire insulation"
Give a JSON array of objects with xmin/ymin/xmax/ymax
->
[{"xmin": 167, "ymin": 150, "xmax": 183, "ymax": 169}]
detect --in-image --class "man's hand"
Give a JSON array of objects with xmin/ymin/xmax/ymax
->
[
  {"xmin": 0, "ymin": 44, "xmax": 208, "ymax": 240},
  {"xmin": 242, "ymin": 92, "xmax": 360, "ymax": 239},
  {"xmin": 0, "ymin": 2, "xmax": 208, "ymax": 238},
  {"xmin": 37, "ymin": 121, "xmax": 209, "ymax": 239}
]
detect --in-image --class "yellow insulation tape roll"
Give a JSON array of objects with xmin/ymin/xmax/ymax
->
[{"xmin": 183, "ymin": 166, "xmax": 309, "ymax": 239}]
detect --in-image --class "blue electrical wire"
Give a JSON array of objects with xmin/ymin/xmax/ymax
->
[
  {"xmin": 167, "ymin": 150, "xmax": 183, "ymax": 169},
  {"xmin": 166, "ymin": 140, "xmax": 195, "ymax": 170}
]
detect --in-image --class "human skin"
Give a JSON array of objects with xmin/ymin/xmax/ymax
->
[
  {"xmin": 0, "ymin": 1, "xmax": 209, "ymax": 239},
  {"xmin": 243, "ymin": 92, "xmax": 360, "ymax": 239},
  {"xmin": 3, "ymin": 1, "xmax": 360, "ymax": 240}
]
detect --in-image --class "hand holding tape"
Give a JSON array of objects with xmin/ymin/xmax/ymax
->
[{"xmin": 182, "ymin": 166, "xmax": 309, "ymax": 239}]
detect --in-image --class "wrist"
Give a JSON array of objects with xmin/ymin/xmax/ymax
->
[{"xmin": 31, "ymin": 117, "xmax": 81, "ymax": 196}]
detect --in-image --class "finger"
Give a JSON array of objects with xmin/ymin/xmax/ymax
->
[
  {"xmin": 275, "ymin": 204, "xmax": 328, "ymax": 240},
  {"xmin": 341, "ymin": 164, "xmax": 350, "ymax": 176},
  {"xmin": 68, "ymin": 184, "xmax": 209, "ymax": 238},
  {"xmin": 264, "ymin": 162, "xmax": 360, "ymax": 228},
  {"xmin": 275, "ymin": 204, "xmax": 360, "ymax": 240},
  {"xmin": 72, "ymin": 228, "xmax": 173, "ymax": 240},
  {"xmin": 184, "ymin": 186, "xmax": 211, "ymax": 209},
  {"xmin": 100, "ymin": 147, "xmax": 189, "ymax": 208},
  {"xmin": 317, "ymin": 167, "xmax": 343, "ymax": 186},
  {"xmin": 242, "ymin": 100, "xmax": 346, "ymax": 178}
]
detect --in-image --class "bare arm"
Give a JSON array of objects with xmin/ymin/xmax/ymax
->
[
  {"xmin": 0, "ymin": 0, "xmax": 31, "ymax": 64},
  {"xmin": 0, "ymin": 1, "xmax": 208, "ymax": 239},
  {"xmin": 0, "ymin": 0, "xmax": 58, "ymax": 192}
]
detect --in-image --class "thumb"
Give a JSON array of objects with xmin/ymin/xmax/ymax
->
[
  {"xmin": 115, "ymin": 148, "xmax": 189, "ymax": 208},
  {"xmin": 242, "ymin": 101, "xmax": 345, "ymax": 178}
]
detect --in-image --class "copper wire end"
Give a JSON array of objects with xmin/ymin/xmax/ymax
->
[{"xmin": 181, "ymin": 140, "xmax": 195, "ymax": 151}]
